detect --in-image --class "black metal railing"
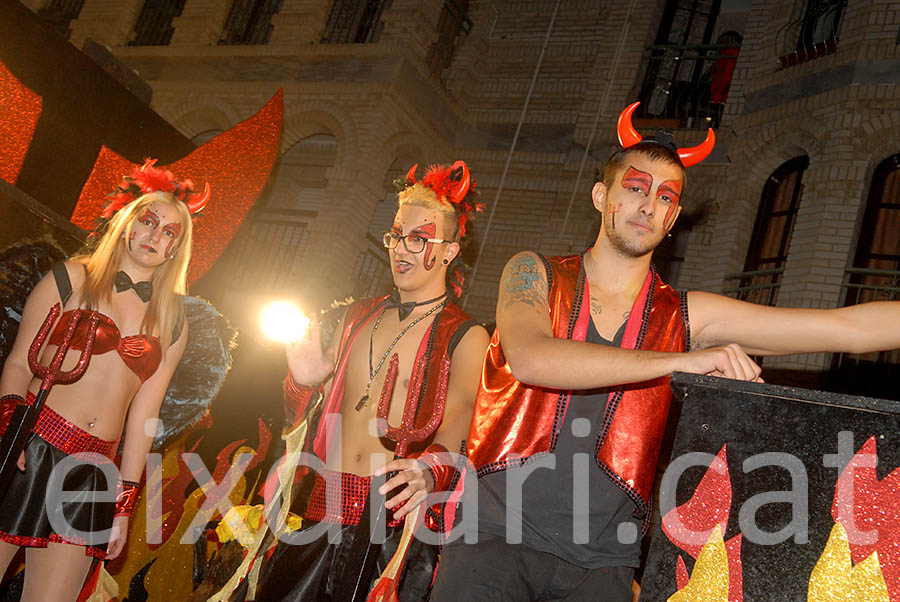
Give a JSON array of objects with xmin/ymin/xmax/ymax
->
[
  {"xmin": 351, "ymin": 233, "xmax": 391, "ymax": 299},
  {"xmin": 723, "ymin": 267, "xmax": 785, "ymax": 307},
  {"xmin": 129, "ymin": 0, "xmax": 186, "ymax": 46},
  {"xmin": 218, "ymin": 0, "xmax": 283, "ymax": 45},
  {"xmin": 37, "ymin": 0, "xmax": 85, "ymax": 38},
  {"xmin": 775, "ymin": 0, "xmax": 846, "ymax": 69},
  {"xmin": 636, "ymin": 42, "xmax": 741, "ymax": 129},
  {"xmin": 321, "ymin": 0, "xmax": 387, "ymax": 44},
  {"xmin": 220, "ymin": 209, "xmax": 315, "ymax": 294}
]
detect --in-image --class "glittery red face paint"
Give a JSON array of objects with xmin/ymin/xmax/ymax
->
[
  {"xmin": 621, "ymin": 167, "xmax": 652, "ymax": 196},
  {"xmin": 138, "ymin": 210, "xmax": 160, "ymax": 230},
  {"xmin": 416, "ymin": 222, "xmax": 438, "ymax": 270},
  {"xmin": 659, "ymin": 179, "xmax": 683, "ymax": 230},
  {"xmin": 162, "ymin": 221, "xmax": 182, "ymax": 257}
]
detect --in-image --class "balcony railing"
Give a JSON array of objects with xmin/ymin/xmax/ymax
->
[
  {"xmin": 351, "ymin": 233, "xmax": 391, "ymax": 299},
  {"xmin": 636, "ymin": 42, "xmax": 741, "ymax": 130},
  {"xmin": 723, "ymin": 267, "xmax": 784, "ymax": 306}
]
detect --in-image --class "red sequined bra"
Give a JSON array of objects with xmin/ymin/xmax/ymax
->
[{"xmin": 48, "ymin": 310, "xmax": 162, "ymax": 383}]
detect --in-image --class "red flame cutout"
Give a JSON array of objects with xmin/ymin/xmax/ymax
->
[
  {"xmin": 0, "ymin": 60, "xmax": 42, "ymax": 184},
  {"xmin": 831, "ymin": 436, "xmax": 900, "ymax": 601}
]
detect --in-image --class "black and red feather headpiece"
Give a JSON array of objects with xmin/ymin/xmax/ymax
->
[{"xmin": 101, "ymin": 158, "xmax": 210, "ymax": 219}]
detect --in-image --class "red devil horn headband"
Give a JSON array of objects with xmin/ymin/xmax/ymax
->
[
  {"xmin": 616, "ymin": 101, "xmax": 716, "ymax": 167},
  {"xmin": 406, "ymin": 161, "xmax": 472, "ymax": 206}
]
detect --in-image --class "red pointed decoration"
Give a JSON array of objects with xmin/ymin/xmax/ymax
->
[
  {"xmin": 406, "ymin": 164, "xmax": 419, "ymax": 185},
  {"xmin": 0, "ymin": 60, "xmax": 42, "ymax": 184},
  {"xmin": 831, "ymin": 436, "xmax": 900, "ymax": 602},
  {"xmin": 71, "ymin": 90, "xmax": 284, "ymax": 284},
  {"xmin": 616, "ymin": 101, "xmax": 716, "ymax": 167},
  {"xmin": 662, "ymin": 444, "xmax": 732, "ymax": 559},
  {"xmin": 448, "ymin": 160, "xmax": 471, "ymax": 205}
]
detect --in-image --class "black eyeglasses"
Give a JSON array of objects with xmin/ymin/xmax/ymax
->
[{"xmin": 382, "ymin": 231, "xmax": 452, "ymax": 254}]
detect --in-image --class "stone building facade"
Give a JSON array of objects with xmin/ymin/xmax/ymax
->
[{"xmin": 23, "ymin": 0, "xmax": 900, "ymax": 384}]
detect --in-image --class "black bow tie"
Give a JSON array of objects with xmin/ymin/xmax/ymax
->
[
  {"xmin": 385, "ymin": 290, "xmax": 447, "ymax": 321},
  {"xmin": 114, "ymin": 271, "xmax": 153, "ymax": 303}
]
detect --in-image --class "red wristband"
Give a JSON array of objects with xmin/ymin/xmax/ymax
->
[
  {"xmin": 417, "ymin": 443, "xmax": 456, "ymax": 493},
  {"xmin": 283, "ymin": 374, "xmax": 323, "ymax": 418},
  {"xmin": 115, "ymin": 480, "xmax": 141, "ymax": 517}
]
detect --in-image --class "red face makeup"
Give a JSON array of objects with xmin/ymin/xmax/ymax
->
[
  {"xmin": 163, "ymin": 222, "xmax": 182, "ymax": 257},
  {"xmin": 416, "ymin": 222, "xmax": 438, "ymax": 270},
  {"xmin": 659, "ymin": 179, "xmax": 683, "ymax": 229},
  {"xmin": 134, "ymin": 206, "xmax": 182, "ymax": 259},
  {"xmin": 621, "ymin": 167, "xmax": 652, "ymax": 196}
]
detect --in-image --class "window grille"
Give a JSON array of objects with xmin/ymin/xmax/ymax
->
[
  {"xmin": 776, "ymin": 0, "xmax": 846, "ymax": 68},
  {"xmin": 37, "ymin": 0, "xmax": 85, "ymax": 38},
  {"xmin": 321, "ymin": 0, "xmax": 387, "ymax": 44},
  {"xmin": 129, "ymin": 0, "xmax": 186, "ymax": 46},
  {"xmin": 219, "ymin": 0, "xmax": 283, "ymax": 45},
  {"xmin": 637, "ymin": 0, "xmax": 743, "ymax": 128}
]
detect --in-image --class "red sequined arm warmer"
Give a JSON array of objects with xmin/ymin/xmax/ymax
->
[
  {"xmin": 115, "ymin": 480, "xmax": 141, "ymax": 517},
  {"xmin": 417, "ymin": 443, "xmax": 457, "ymax": 493}
]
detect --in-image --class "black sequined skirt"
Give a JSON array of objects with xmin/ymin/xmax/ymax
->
[{"xmin": 0, "ymin": 399, "xmax": 119, "ymax": 559}]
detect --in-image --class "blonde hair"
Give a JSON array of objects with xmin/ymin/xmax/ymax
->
[
  {"xmin": 397, "ymin": 184, "xmax": 459, "ymax": 240},
  {"xmin": 73, "ymin": 191, "xmax": 192, "ymax": 349}
]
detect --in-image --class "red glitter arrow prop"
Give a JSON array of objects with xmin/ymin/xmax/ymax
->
[{"xmin": 70, "ymin": 90, "xmax": 284, "ymax": 284}]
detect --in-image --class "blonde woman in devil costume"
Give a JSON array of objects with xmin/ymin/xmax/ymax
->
[{"xmin": 0, "ymin": 162, "xmax": 206, "ymax": 601}]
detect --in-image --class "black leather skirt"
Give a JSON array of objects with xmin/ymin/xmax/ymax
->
[{"xmin": 0, "ymin": 400, "xmax": 119, "ymax": 559}]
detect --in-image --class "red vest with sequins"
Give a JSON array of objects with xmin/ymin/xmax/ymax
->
[
  {"xmin": 466, "ymin": 253, "xmax": 687, "ymax": 524},
  {"xmin": 311, "ymin": 296, "xmax": 473, "ymax": 460}
]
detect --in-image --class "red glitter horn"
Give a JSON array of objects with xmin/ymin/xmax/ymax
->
[
  {"xmin": 184, "ymin": 181, "xmax": 211, "ymax": 214},
  {"xmin": 406, "ymin": 163, "xmax": 419, "ymax": 185},
  {"xmin": 448, "ymin": 160, "xmax": 471, "ymax": 205},
  {"xmin": 616, "ymin": 101, "xmax": 716, "ymax": 167}
]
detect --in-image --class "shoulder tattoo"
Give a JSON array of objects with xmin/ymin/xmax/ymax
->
[{"xmin": 501, "ymin": 255, "xmax": 547, "ymax": 309}]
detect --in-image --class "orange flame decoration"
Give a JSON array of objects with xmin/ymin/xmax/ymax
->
[
  {"xmin": 830, "ymin": 436, "xmax": 900, "ymax": 601},
  {"xmin": 70, "ymin": 90, "xmax": 284, "ymax": 284},
  {"xmin": 0, "ymin": 59, "xmax": 42, "ymax": 184},
  {"xmin": 663, "ymin": 444, "xmax": 743, "ymax": 602}
]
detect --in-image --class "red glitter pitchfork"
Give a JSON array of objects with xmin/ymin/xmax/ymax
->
[
  {"xmin": 0, "ymin": 303, "xmax": 100, "ymax": 496},
  {"xmin": 335, "ymin": 354, "xmax": 451, "ymax": 602}
]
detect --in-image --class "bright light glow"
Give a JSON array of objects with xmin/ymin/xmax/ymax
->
[{"xmin": 259, "ymin": 300, "xmax": 310, "ymax": 343}]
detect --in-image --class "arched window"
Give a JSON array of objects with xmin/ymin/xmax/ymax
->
[
  {"xmin": 725, "ymin": 155, "xmax": 808, "ymax": 306},
  {"xmin": 832, "ymin": 154, "xmax": 900, "ymax": 392}
]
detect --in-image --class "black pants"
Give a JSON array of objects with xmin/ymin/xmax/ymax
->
[
  {"xmin": 256, "ymin": 520, "xmax": 438, "ymax": 601},
  {"xmin": 431, "ymin": 533, "xmax": 634, "ymax": 602}
]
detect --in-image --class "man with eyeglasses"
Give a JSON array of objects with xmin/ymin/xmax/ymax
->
[{"xmin": 256, "ymin": 162, "xmax": 490, "ymax": 601}]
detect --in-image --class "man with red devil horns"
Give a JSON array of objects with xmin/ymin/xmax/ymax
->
[
  {"xmin": 255, "ymin": 161, "xmax": 490, "ymax": 601},
  {"xmin": 430, "ymin": 103, "xmax": 900, "ymax": 601}
]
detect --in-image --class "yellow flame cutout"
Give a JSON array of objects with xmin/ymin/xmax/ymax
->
[
  {"xmin": 807, "ymin": 522, "xmax": 889, "ymax": 602},
  {"xmin": 668, "ymin": 526, "xmax": 730, "ymax": 602}
]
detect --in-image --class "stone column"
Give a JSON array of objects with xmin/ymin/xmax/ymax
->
[
  {"xmin": 169, "ymin": 0, "xmax": 232, "ymax": 46},
  {"xmin": 69, "ymin": 0, "xmax": 146, "ymax": 47},
  {"xmin": 269, "ymin": 0, "xmax": 332, "ymax": 46}
]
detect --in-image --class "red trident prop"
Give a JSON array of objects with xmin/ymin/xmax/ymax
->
[
  {"xmin": 0, "ymin": 304, "xmax": 100, "ymax": 496},
  {"xmin": 336, "ymin": 354, "xmax": 451, "ymax": 602}
]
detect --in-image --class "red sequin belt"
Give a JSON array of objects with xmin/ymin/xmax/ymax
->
[
  {"xmin": 303, "ymin": 469, "xmax": 402, "ymax": 527},
  {"xmin": 24, "ymin": 392, "xmax": 119, "ymax": 459}
]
